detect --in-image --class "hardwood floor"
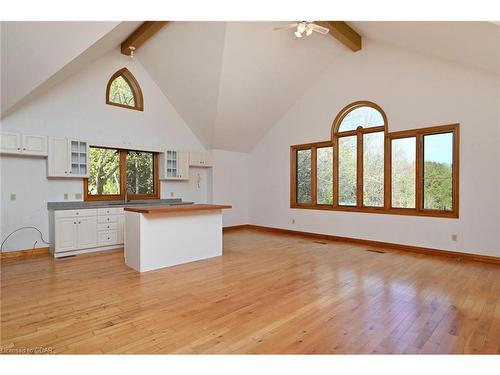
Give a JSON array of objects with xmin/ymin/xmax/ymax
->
[{"xmin": 1, "ymin": 228, "xmax": 499, "ymax": 354}]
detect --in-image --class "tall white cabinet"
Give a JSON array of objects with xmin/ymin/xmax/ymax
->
[{"xmin": 48, "ymin": 137, "xmax": 89, "ymax": 178}]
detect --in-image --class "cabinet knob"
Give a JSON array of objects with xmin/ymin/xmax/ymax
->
[
  {"xmin": 76, "ymin": 212, "xmax": 79, "ymax": 215},
  {"xmin": 78, "ymin": 221, "xmax": 81, "ymax": 224},
  {"xmin": 64, "ymin": 171, "xmax": 67, "ymax": 174},
  {"xmin": 73, "ymin": 221, "xmax": 76, "ymax": 224},
  {"xmin": 23, "ymin": 148, "xmax": 26, "ymax": 150}
]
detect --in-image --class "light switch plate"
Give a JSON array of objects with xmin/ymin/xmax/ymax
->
[
  {"xmin": 10, "ymin": 193, "xmax": 16, "ymax": 201},
  {"xmin": 64, "ymin": 193, "xmax": 68, "ymax": 200},
  {"xmin": 75, "ymin": 193, "xmax": 82, "ymax": 199}
]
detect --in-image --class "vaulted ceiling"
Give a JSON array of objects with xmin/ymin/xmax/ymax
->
[{"xmin": 1, "ymin": 21, "xmax": 499, "ymax": 152}]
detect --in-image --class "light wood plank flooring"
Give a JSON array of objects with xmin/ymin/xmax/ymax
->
[{"xmin": 1, "ymin": 228, "xmax": 499, "ymax": 354}]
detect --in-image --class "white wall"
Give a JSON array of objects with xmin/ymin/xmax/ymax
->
[
  {"xmin": 249, "ymin": 40, "xmax": 500, "ymax": 258},
  {"xmin": 0, "ymin": 49, "xmax": 208, "ymax": 252},
  {"xmin": 211, "ymin": 149, "xmax": 249, "ymax": 227}
]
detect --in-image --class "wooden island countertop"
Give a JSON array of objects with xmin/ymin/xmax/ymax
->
[{"xmin": 124, "ymin": 204, "xmax": 232, "ymax": 215}]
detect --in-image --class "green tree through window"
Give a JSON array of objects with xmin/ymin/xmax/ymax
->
[
  {"xmin": 109, "ymin": 76, "xmax": 135, "ymax": 107},
  {"xmin": 86, "ymin": 147, "xmax": 157, "ymax": 200}
]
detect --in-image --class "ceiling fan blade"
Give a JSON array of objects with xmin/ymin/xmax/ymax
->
[
  {"xmin": 273, "ymin": 23, "xmax": 299, "ymax": 31},
  {"xmin": 310, "ymin": 24, "xmax": 330, "ymax": 34}
]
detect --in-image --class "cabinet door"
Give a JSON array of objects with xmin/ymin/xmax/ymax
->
[
  {"xmin": 48, "ymin": 138, "xmax": 69, "ymax": 177},
  {"xmin": 177, "ymin": 151, "xmax": 189, "ymax": 179},
  {"xmin": 55, "ymin": 217, "xmax": 78, "ymax": 252},
  {"xmin": 118, "ymin": 215, "xmax": 125, "ymax": 244},
  {"xmin": 0, "ymin": 132, "xmax": 21, "ymax": 154},
  {"xmin": 204, "ymin": 152, "xmax": 213, "ymax": 167},
  {"xmin": 69, "ymin": 140, "xmax": 89, "ymax": 177},
  {"xmin": 22, "ymin": 134, "xmax": 48, "ymax": 156},
  {"xmin": 189, "ymin": 151, "xmax": 201, "ymax": 166},
  {"xmin": 77, "ymin": 216, "xmax": 98, "ymax": 249}
]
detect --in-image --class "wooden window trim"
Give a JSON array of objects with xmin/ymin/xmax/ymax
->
[
  {"xmin": 84, "ymin": 147, "xmax": 160, "ymax": 201},
  {"xmin": 290, "ymin": 100, "xmax": 459, "ymax": 219},
  {"xmin": 106, "ymin": 68, "xmax": 144, "ymax": 111},
  {"xmin": 333, "ymin": 101, "xmax": 387, "ymax": 209}
]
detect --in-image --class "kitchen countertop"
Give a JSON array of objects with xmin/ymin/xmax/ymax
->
[
  {"xmin": 124, "ymin": 204, "xmax": 232, "ymax": 215},
  {"xmin": 47, "ymin": 199, "xmax": 194, "ymax": 210}
]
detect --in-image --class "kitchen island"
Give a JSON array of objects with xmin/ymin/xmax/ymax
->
[{"xmin": 124, "ymin": 204, "xmax": 231, "ymax": 272}]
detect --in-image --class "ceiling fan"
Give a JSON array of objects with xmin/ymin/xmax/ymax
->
[{"xmin": 273, "ymin": 21, "xmax": 330, "ymax": 38}]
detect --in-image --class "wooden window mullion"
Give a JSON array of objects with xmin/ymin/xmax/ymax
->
[
  {"xmin": 333, "ymin": 137, "xmax": 339, "ymax": 208},
  {"xmin": 119, "ymin": 150, "xmax": 127, "ymax": 200},
  {"xmin": 384, "ymin": 134, "xmax": 391, "ymax": 209},
  {"xmin": 415, "ymin": 133, "xmax": 424, "ymax": 212},
  {"xmin": 357, "ymin": 131, "xmax": 363, "ymax": 208},
  {"xmin": 311, "ymin": 147, "xmax": 317, "ymax": 205}
]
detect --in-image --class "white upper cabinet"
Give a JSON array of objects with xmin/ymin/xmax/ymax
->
[
  {"xmin": 48, "ymin": 137, "xmax": 89, "ymax": 178},
  {"xmin": 160, "ymin": 150, "xmax": 189, "ymax": 180},
  {"xmin": 22, "ymin": 134, "xmax": 48, "ymax": 156},
  {"xmin": 189, "ymin": 151, "xmax": 212, "ymax": 167},
  {"xmin": 0, "ymin": 132, "xmax": 21, "ymax": 154},
  {"xmin": 0, "ymin": 132, "xmax": 47, "ymax": 156}
]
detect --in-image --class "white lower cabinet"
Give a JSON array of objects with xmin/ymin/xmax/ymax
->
[
  {"xmin": 52, "ymin": 208, "xmax": 124, "ymax": 257},
  {"xmin": 54, "ymin": 217, "xmax": 79, "ymax": 252},
  {"xmin": 77, "ymin": 216, "xmax": 98, "ymax": 249}
]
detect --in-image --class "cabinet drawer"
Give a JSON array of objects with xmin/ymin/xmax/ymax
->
[
  {"xmin": 98, "ymin": 230, "xmax": 118, "ymax": 246},
  {"xmin": 97, "ymin": 207, "xmax": 123, "ymax": 216},
  {"xmin": 55, "ymin": 209, "xmax": 97, "ymax": 218},
  {"xmin": 97, "ymin": 215, "xmax": 118, "ymax": 223},
  {"xmin": 98, "ymin": 222, "xmax": 118, "ymax": 231}
]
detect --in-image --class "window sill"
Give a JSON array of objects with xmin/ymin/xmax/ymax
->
[{"xmin": 290, "ymin": 204, "xmax": 459, "ymax": 219}]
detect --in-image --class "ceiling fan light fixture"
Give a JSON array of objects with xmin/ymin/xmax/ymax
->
[
  {"xmin": 297, "ymin": 22, "xmax": 307, "ymax": 33},
  {"xmin": 306, "ymin": 28, "xmax": 313, "ymax": 36},
  {"xmin": 294, "ymin": 31, "xmax": 303, "ymax": 38}
]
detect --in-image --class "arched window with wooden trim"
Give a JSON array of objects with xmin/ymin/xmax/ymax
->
[
  {"xmin": 332, "ymin": 101, "xmax": 387, "ymax": 209},
  {"xmin": 106, "ymin": 68, "xmax": 144, "ymax": 111},
  {"xmin": 290, "ymin": 100, "xmax": 459, "ymax": 218}
]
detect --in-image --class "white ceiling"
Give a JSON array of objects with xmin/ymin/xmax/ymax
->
[
  {"xmin": 137, "ymin": 22, "xmax": 227, "ymax": 149},
  {"xmin": 350, "ymin": 21, "xmax": 500, "ymax": 75},
  {"xmin": 1, "ymin": 21, "xmax": 122, "ymax": 114},
  {"xmin": 2, "ymin": 21, "xmax": 499, "ymax": 151}
]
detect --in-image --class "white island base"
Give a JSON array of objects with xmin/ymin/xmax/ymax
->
[{"xmin": 124, "ymin": 204, "xmax": 232, "ymax": 272}]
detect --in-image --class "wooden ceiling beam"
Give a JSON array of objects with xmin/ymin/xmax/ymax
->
[
  {"xmin": 317, "ymin": 21, "xmax": 362, "ymax": 52},
  {"xmin": 121, "ymin": 21, "xmax": 169, "ymax": 56}
]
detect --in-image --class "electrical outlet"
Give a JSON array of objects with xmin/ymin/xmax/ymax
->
[
  {"xmin": 292, "ymin": 218, "xmax": 295, "ymax": 224},
  {"xmin": 170, "ymin": 192, "xmax": 174, "ymax": 197},
  {"xmin": 75, "ymin": 193, "xmax": 82, "ymax": 200},
  {"xmin": 451, "ymin": 234, "xmax": 458, "ymax": 242},
  {"xmin": 64, "ymin": 193, "xmax": 69, "ymax": 200},
  {"xmin": 10, "ymin": 193, "xmax": 16, "ymax": 201}
]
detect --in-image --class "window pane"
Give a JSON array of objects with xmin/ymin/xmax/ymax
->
[
  {"xmin": 424, "ymin": 133, "xmax": 453, "ymax": 211},
  {"xmin": 391, "ymin": 137, "xmax": 416, "ymax": 208},
  {"xmin": 127, "ymin": 151, "xmax": 154, "ymax": 195},
  {"xmin": 297, "ymin": 149, "xmax": 312, "ymax": 204},
  {"xmin": 338, "ymin": 136, "xmax": 357, "ymax": 206},
  {"xmin": 363, "ymin": 132, "xmax": 384, "ymax": 207},
  {"xmin": 338, "ymin": 106, "xmax": 385, "ymax": 132},
  {"xmin": 317, "ymin": 146, "xmax": 333, "ymax": 204},
  {"xmin": 88, "ymin": 147, "xmax": 120, "ymax": 195},
  {"xmin": 109, "ymin": 76, "xmax": 135, "ymax": 107}
]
